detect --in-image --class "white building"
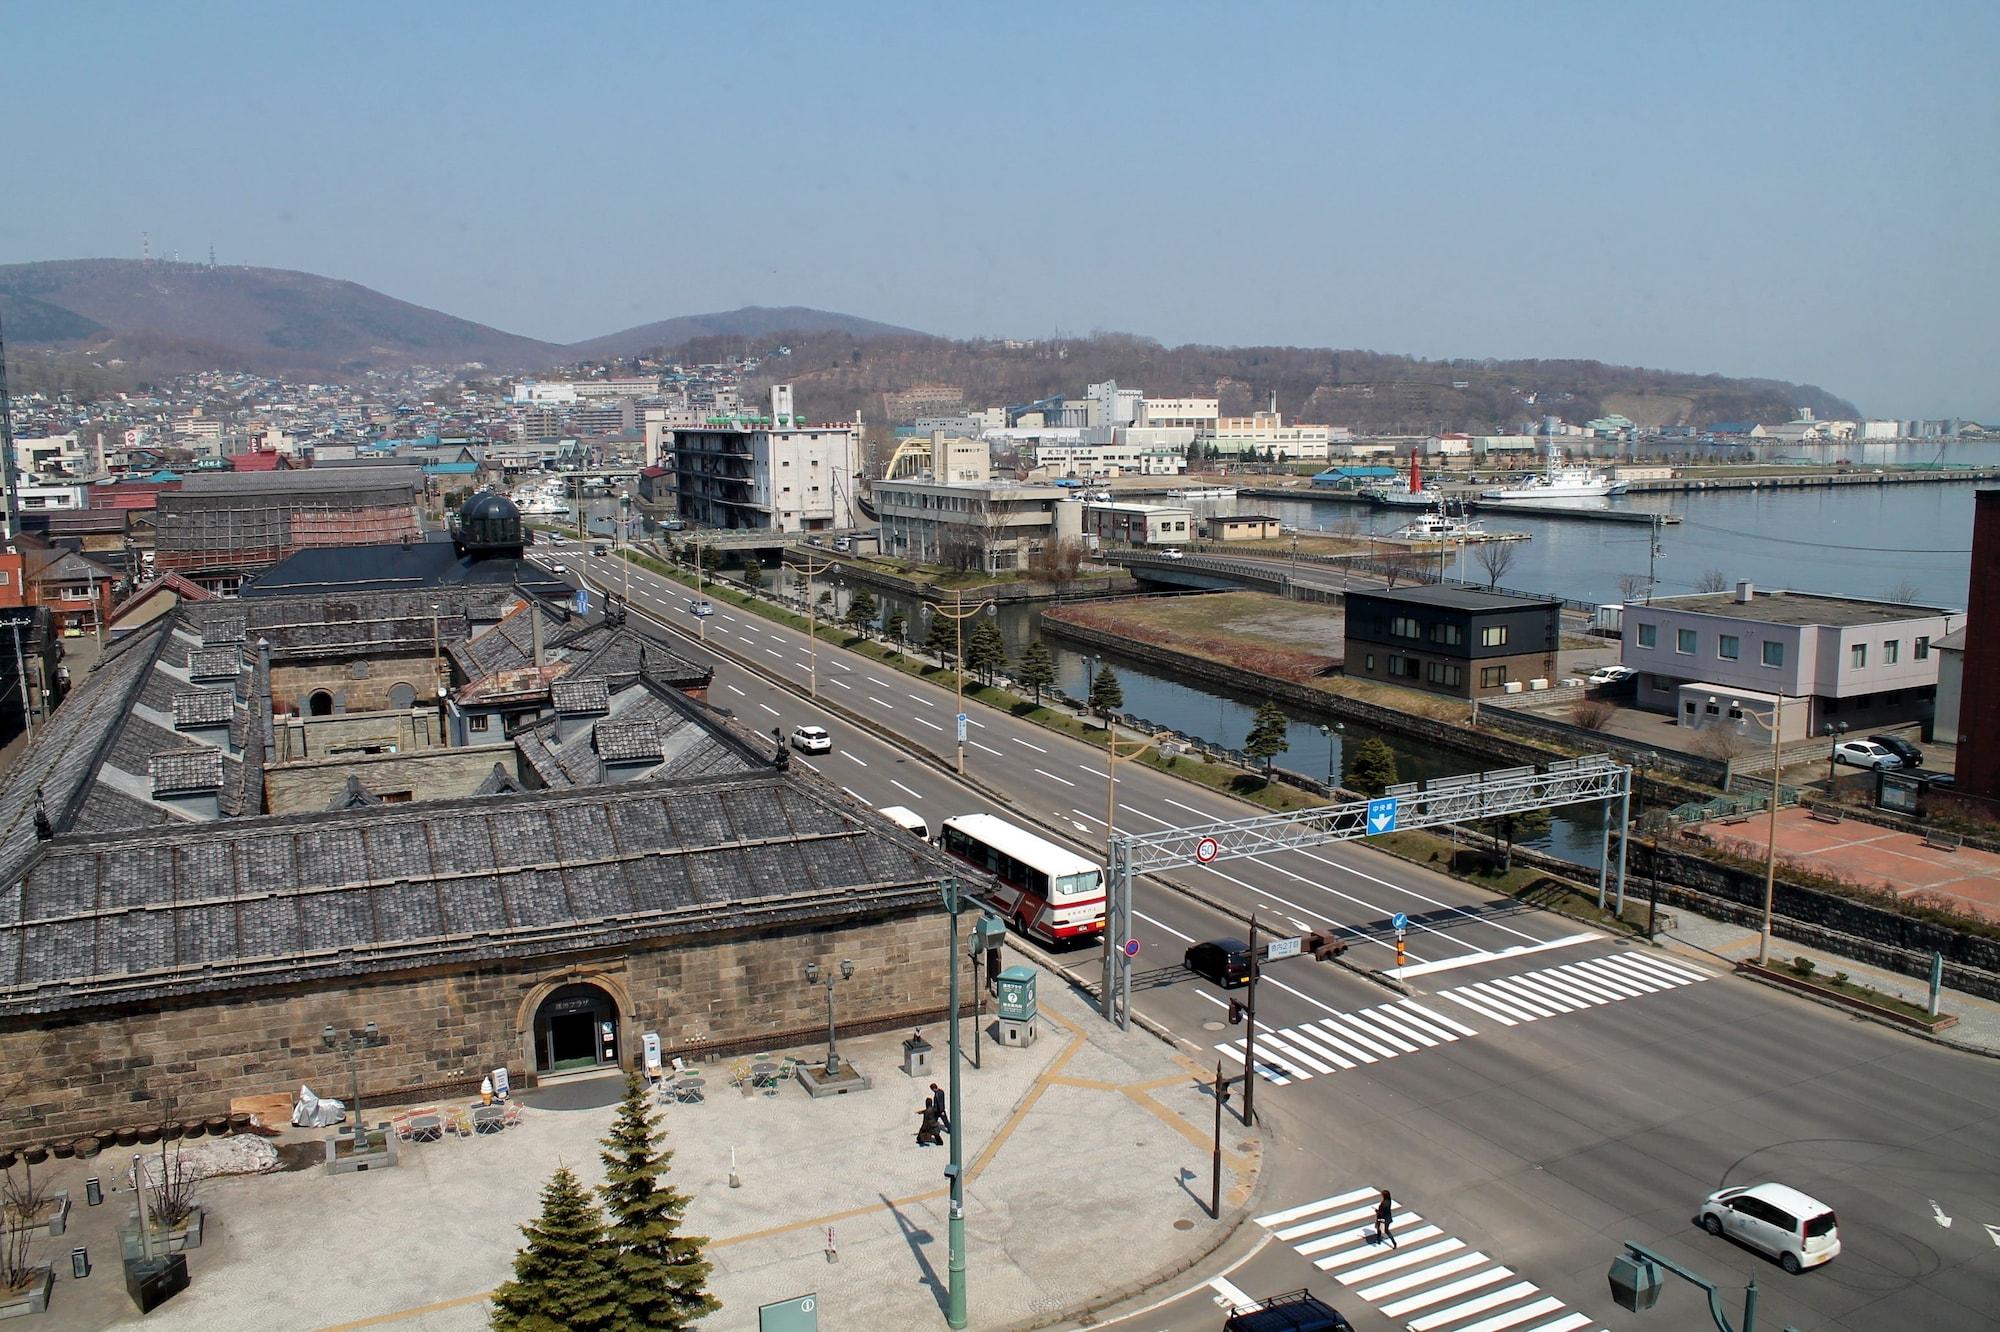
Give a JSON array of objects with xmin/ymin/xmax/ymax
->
[
  {"xmin": 670, "ymin": 385, "xmax": 861, "ymax": 533},
  {"xmin": 1086, "ymin": 381, "xmax": 1144, "ymax": 429},
  {"xmin": 1860, "ymin": 420, "xmax": 1901, "ymax": 440},
  {"xmin": 12, "ymin": 433, "xmax": 87, "ymax": 479},
  {"xmin": 510, "ymin": 381, "xmax": 583, "ymax": 406},
  {"xmin": 1082, "ymin": 501, "xmax": 1194, "ymax": 547},
  {"xmin": 874, "ymin": 477, "xmax": 1081, "ymax": 572},
  {"xmin": 1140, "ymin": 397, "xmax": 1219, "ymax": 430},
  {"xmin": 575, "ymin": 377, "xmax": 659, "ymax": 401},
  {"xmin": 1201, "ymin": 411, "xmax": 1331, "ymax": 462},
  {"xmin": 1031, "ymin": 437, "xmax": 1188, "ymax": 477}
]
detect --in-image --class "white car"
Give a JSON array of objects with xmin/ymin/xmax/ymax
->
[
  {"xmin": 686, "ymin": 598, "xmax": 714, "ymax": 618},
  {"xmin": 1832, "ymin": 739, "xmax": 1901, "ymax": 770},
  {"xmin": 1161, "ymin": 548, "xmax": 1185, "ymax": 560},
  {"xmin": 789, "ymin": 725, "xmax": 832, "ymax": 755},
  {"xmin": 1699, "ymin": 1182, "xmax": 1840, "ymax": 1274},
  {"xmin": 1586, "ymin": 665, "xmax": 1636, "ymax": 685}
]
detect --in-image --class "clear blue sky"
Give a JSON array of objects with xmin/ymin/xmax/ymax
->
[{"xmin": 3, "ymin": 1, "xmax": 1994, "ymax": 419}]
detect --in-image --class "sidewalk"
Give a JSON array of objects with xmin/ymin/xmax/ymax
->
[
  {"xmin": 1658, "ymin": 912, "xmax": 2000, "ymax": 1054},
  {"xmin": 49, "ymin": 965, "xmax": 1258, "ymax": 1332}
]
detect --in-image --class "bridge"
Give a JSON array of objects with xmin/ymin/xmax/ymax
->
[{"xmin": 1102, "ymin": 548, "xmax": 1600, "ymax": 615}]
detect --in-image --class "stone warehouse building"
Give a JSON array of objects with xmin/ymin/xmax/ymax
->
[
  {"xmin": 0, "ymin": 533, "xmax": 961, "ymax": 1148},
  {"xmin": 152, "ymin": 465, "xmax": 425, "ymax": 589}
]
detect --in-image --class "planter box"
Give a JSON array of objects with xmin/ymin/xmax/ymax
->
[
  {"xmin": 118, "ymin": 1206, "xmax": 203, "ymax": 1261},
  {"xmin": 1735, "ymin": 961, "xmax": 1959, "ymax": 1032},
  {"xmin": 0, "ymin": 1267, "xmax": 53, "ymax": 1320},
  {"xmin": 3, "ymin": 1193, "xmax": 68, "ymax": 1240}
]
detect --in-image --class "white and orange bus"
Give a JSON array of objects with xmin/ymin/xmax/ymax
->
[{"xmin": 937, "ymin": 813, "xmax": 1105, "ymax": 944}]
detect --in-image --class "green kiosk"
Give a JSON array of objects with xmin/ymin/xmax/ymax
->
[{"xmin": 995, "ymin": 966, "xmax": 1038, "ymax": 1047}]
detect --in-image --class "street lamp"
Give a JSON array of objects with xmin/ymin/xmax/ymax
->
[
  {"xmin": 1733, "ymin": 699, "xmax": 1786, "ymax": 968},
  {"xmin": 1317, "ymin": 721, "xmax": 1344, "ymax": 793},
  {"xmin": 918, "ymin": 591, "xmax": 996, "ymax": 775},
  {"xmin": 322, "ymin": 1022, "xmax": 386, "ymax": 1143},
  {"xmin": 802, "ymin": 958, "xmax": 855, "ymax": 1076},
  {"xmin": 619, "ymin": 492, "xmax": 632, "ymax": 608},
  {"xmin": 1823, "ymin": 720, "xmax": 1848, "ymax": 784},
  {"xmin": 785, "ymin": 551, "xmax": 835, "ymax": 699}
]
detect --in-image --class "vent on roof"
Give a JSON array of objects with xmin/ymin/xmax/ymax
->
[
  {"xmin": 201, "ymin": 616, "xmax": 246, "ymax": 646},
  {"xmin": 593, "ymin": 721, "xmax": 664, "ymax": 764},
  {"xmin": 551, "ymin": 677, "xmax": 611, "ymax": 716},
  {"xmin": 171, "ymin": 690, "xmax": 235, "ymax": 730},
  {"xmin": 188, "ymin": 646, "xmax": 243, "ymax": 682}
]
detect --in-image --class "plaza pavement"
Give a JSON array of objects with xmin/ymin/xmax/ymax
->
[{"xmin": 38, "ymin": 964, "xmax": 1260, "ymax": 1332}]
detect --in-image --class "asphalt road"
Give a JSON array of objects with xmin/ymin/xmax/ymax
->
[{"xmin": 542, "ymin": 543, "xmax": 2000, "ymax": 1332}]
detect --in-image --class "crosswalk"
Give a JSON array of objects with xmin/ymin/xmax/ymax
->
[
  {"xmin": 1436, "ymin": 949, "xmax": 1710, "ymax": 1028},
  {"xmin": 1216, "ymin": 950, "xmax": 1714, "ymax": 1087},
  {"xmin": 1256, "ymin": 1187, "xmax": 1605, "ymax": 1332}
]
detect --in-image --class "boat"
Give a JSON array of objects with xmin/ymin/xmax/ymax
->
[
  {"xmin": 1393, "ymin": 497, "xmax": 1486, "ymax": 541},
  {"xmin": 1165, "ymin": 486, "xmax": 1237, "ymax": 501},
  {"xmin": 1364, "ymin": 448, "xmax": 1445, "ymax": 507},
  {"xmin": 1480, "ymin": 453, "xmax": 1627, "ymax": 501},
  {"xmin": 517, "ymin": 495, "xmax": 573, "ymax": 517}
]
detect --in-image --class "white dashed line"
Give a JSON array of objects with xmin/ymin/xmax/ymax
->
[
  {"xmin": 1013, "ymin": 738, "xmax": 1047, "ymax": 753},
  {"xmin": 841, "ymin": 753, "xmax": 868, "ymax": 767},
  {"xmin": 1033, "ymin": 768, "xmax": 1076, "ymax": 787},
  {"xmin": 891, "ymin": 780, "xmax": 924, "ymax": 800}
]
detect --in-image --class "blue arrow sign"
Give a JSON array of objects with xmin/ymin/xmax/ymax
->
[
  {"xmin": 573, "ymin": 587, "xmax": 591, "ymax": 616},
  {"xmin": 1366, "ymin": 796, "xmax": 1399, "ymax": 835},
  {"xmin": 1392, "ymin": 912, "xmax": 1408, "ymax": 932}
]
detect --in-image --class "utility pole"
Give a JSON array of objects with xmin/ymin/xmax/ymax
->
[
  {"xmin": 941, "ymin": 877, "xmax": 970, "ymax": 1329},
  {"xmin": 0, "ymin": 307, "xmax": 21, "ymax": 541},
  {"xmin": 1242, "ymin": 913, "xmax": 1260, "ymax": 1126},
  {"xmin": 1210, "ymin": 1059, "xmax": 1227, "ymax": 1219}
]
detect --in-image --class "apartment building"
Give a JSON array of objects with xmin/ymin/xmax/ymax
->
[
  {"xmin": 875, "ymin": 478, "xmax": 1080, "ymax": 572},
  {"xmin": 670, "ymin": 385, "xmax": 861, "ymax": 533},
  {"xmin": 1345, "ymin": 586, "xmax": 1563, "ymax": 699}
]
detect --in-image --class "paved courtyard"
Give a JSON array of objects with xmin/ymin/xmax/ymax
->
[
  {"xmin": 1701, "ymin": 805, "xmax": 2000, "ymax": 923},
  {"xmin": 28, "ymin": 965, "xmax": 1260, "ymax": 1332}
]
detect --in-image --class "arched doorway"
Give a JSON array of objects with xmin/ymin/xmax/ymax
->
[
  {"xmin": 532, "ymin": 982, "xmax": 620, "ymax": 1074},
  {"xmin": 307, "ymin": 690, "xmax": 334, "ymax": 717},
  {"xmin": 387, "ymin": 682, "xmax": 416, "ymax": 709}
]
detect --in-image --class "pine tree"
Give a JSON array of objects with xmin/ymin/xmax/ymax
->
[
  {"xmin": 1088, "ymin": 664, "xmax": 1124, "ymax": 719},
  {"xmin": 925, "ymin": 612, "xmax": 958, "ymax": 663},
  {"xmin": 1244, "ymin": 700, "xmax": 1291, "ymax": 776},
  {"xmin": 742, "ymin": 557, "xmax": 765, "ymax": 590},
  {"xmin": 1014, "ymin": 640, "xmax": 1056, "ymax": 705},
  {"xmin": 698, "ymin": 544, "xmax": 722, "ymax": 575},
  {"xmin": 600, "ymin": 1073, "xmax": 718, "ymax": 1330},
  {"xmin": 491, "ymin": 1165, "xmax": 621, "ymax": 1332},
  {"xmin": 844, "ymin": 587, "xmax": 878, "ymax": 634},
  {"xmin": 1344, "ymin": 737, "xmax": 1400, "ymax": 796},
  {"xmin": 885, "ymin": 610, "xmax": 908, "ymax": 652},
  {"xmin": 966, "ymin": 620, "xmax": 1006, "ymax": 687}
]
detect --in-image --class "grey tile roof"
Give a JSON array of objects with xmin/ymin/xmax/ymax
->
[
  {"xmin": 593, "ymin": 722, "xmax": 664, "ymax": 763},
  {"xmin": 174, "ymin": 465, "xmax": 422, "ymax": 495},
  {"xmin": 0, "ymin": 772, "xmax": 957, "ymax": 1015},
  {"xmin": 326, "ymin": 776, "xmax": 383, "ymax": 810},
  {"xmin": 201, "ymin": 615, "xmax": 246, "ymax": 645},
  {"xmin": 517, "ymin": 679, "xmax": 759, "ymax": 789},
  {"xmin": 149, "ymin": 749, "xmax": 225, "ymax": 796},
  {"xmin": 171, "ymin": 691, "xmax": 235, "ymax": 728},
  {"xmin": 451, "ymin": 602, "xmax": 710, "ymax": 692},
  {"xmin": 187, "ymin": 646, "xmax": 243, "ymax": 681},
  {"xmin": 551, "ymin": 677, "xmax": 610, "ymax": 715},
  {"xmin": 191, "ymin": 592, "xmax": 476, "ymax": 662}
]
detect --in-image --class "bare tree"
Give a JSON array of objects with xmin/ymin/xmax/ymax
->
[
  {"xmin": 1472, "ymin": 540, "xmax": 1518, "ymax": 590},
  {"xmin": 1616, "ymin": 573, "xmax": 1651, "ymax": 604},
  {"xmin": 1569, "ymin": 698, "xmax": 1616, "ymax": 731},
  {"xmin": 1885, "ymin": 579, "xmax": 1921, "ymax": 604},
  {"xmin": 1694, "ymin": 568, "xmax": 1730, "ymax": 594},
  {"xmin": 1691, "ymin": 725, "xmax": 1754, "ymax": 790}
]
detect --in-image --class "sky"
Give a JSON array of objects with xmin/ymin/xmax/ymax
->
[{"xmin": 2, "ymin": 1, "xmax": 1995, "ymax": 419}]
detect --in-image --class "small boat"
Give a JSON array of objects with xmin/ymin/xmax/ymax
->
[
  {"xmin": 1166, "ymin": 486, "xmax": 1237, "ymax": 500},
  {"xmin": 1481, "ymin": 453, "xmax": 1626, "ymax": 501},
  {"xmin": 1394, "ymin": 498, "xmax": 1486, "ymax": 541}
]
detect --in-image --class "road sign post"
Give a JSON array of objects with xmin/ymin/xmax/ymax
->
[{"xmin": 1266, "ymin": 936, "xmax": 1302, "ymax": 962}]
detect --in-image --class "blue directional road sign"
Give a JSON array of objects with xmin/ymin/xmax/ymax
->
[
  {"xmin": 956, "ymin": 712, "xmax": 969, "ymax": 743},
  {"xmin": 1392, "ymin": 912, "xmax": 1408, "ymax": 932},
  {"xmin": 1366, "ymin": 796, "xmax": 1399, "ymax": 835},
  {"xmin": 572, "ymin": 587, "xmax": 591, "ymax": 616}
]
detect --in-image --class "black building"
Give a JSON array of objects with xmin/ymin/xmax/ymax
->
[{"xmin": 1344, "ymin": 585, "xmax": 1562, "ymax": 698}]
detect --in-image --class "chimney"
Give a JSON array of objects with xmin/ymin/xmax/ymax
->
[
  {"xmin": 531, "ymin": 609, "xmax": 545, "ymax": 667},
  {"xmin": 1734, "ymin": 580, "xmax": 1754, "ymax": 604}
]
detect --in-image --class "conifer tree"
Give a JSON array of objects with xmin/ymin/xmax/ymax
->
[
  {"xmin": 843, "ymin": 587, "xmax": 878, "ymax": 634},
  {"xmin": 1344, "ymin": 737, "xmax": 1400, "ymax": 796},
  {"xmin": 1244, "ymin": 700, "xmax": 1291, "ymax": 776},
  {"xmin": 1088, "ymin": 664, "xmax": 1124, "ymax": 719},
  {"xmin": 925, "ymin": 612, "xmax": 958, "ymax": 662},
  {"xmin": 966, "ymin": 619, "xmax": 1006, "ymax": 687},
  {"xmin": 885, "ymin": 610, "xmax": 908, "ymax": 651},
  {"xmin": 491, "ymin": 1165, "xmax": 620, "ymax": 1332},
  {"xmin": 600, "ymin": 1073, "xmax": 718, "ymax": 1329},
  {"xmin": 1014, "ymin": 640, "xmax": 1057, "ymax": 705}
]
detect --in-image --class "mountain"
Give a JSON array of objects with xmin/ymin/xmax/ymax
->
[
  {"xmin": 562, "ymin": 306, "xmax": 925, "ymax": 361},
  {"xmin": 0, "ymin": 259, "xmax": 562, "ymax": 378}
]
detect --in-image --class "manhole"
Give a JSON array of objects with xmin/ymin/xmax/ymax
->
[
  {"xmin": 1201, "ymin": 1020, "xmax": 1225, "ymax": 1032},
  {"xmin": 1173, "ymin": 1218, "xmax": 1195, "ymax": 1231}
]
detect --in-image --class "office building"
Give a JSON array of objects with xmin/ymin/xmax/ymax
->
[{"xmin": 671, "ymin": 386, "xmax": 861, "ymax": 533}]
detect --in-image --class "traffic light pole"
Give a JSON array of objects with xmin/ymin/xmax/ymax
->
[
  {"xmin": 1242, "ymin": 913, "xmax": 1260, "ymax": 1127},
  {"xmin": 1210, "ymin": 1059, "xmax": 1227, "ymax": 1219}
]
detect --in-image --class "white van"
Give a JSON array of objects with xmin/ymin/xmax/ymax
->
[
  {"xmin": 1699, "ymin": 1182, "xmax": 1840, "ymax": 1273},
  {"xmin": 876, "ymin": 805, "xmax": 929, "ymax": 841}
]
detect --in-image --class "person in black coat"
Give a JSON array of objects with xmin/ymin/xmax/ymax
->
[
  {"xmin": 928, "ymin": 1082, "xmax": 950, "ymax": 1132},
  {"xmin": 916, "ymin": 1104, "xmax": 944, "ymax": 1147},
  {"xmin": 1373, "ymin": 1189, "xmax": 1396, "ymax": 1247}
]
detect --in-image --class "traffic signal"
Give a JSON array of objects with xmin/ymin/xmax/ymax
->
[
  {"xmin": 1306, "ymin": 930, "xmax": 1348, "ymax": 962},
  {"xmin": 1226, "ymin": 999, "xmax": 1244, "ymax": 1025}
]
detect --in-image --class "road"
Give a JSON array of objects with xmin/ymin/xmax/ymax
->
[{"xmin": 545, "ymin": 543, "xmax": 2000, "ymax": 1332}]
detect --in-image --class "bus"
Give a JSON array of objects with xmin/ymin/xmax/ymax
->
[{"xmin": 937, "ymin": 813, "xmax": 1105, "ymax": 945}]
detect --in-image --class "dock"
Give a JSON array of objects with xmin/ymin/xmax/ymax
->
[{"xmin": 1235, "ymin": 487, "xmax": 1681, "ymax": 526}]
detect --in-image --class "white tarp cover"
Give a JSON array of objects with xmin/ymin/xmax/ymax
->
[{"xmin": 290, "ymin": 1084, "xmax": 348, "ymax": 1127}]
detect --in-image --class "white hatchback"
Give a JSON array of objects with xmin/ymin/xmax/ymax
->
[
  {"xmin": 789, "ymin": 725, "xmax": 832, "ymax": 755},
  {"xmin": 1699, "ymin": 1182, "xmax": 1840, "ymax": 1274}
]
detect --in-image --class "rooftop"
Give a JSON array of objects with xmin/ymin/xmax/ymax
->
[
  {"xmin": 1647, "ymin": 588, "xmax": 1959, "ymax": 627},
  {"xmin": 1348, "ymin": 585, "xmax": 1563, "ymax": 613},
  {"xmin": 172, "ymin": 465, "xmax": 421, "ymax": 495},
  {"xmin": 240, "ymin": 539, "xmax": 572, "ymax": 600}
]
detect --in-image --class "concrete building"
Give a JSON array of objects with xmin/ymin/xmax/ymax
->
[
  {"xmin": 1031, "ymin": 438, "xmax": 1189, "ymax": 477},
  {"xmin": 1619, "ymin": 583, "xmax": 1961, "ymax": 741},
  {"xmin": 1086, "ymin": 381, "xmax": 1143, "ymax": 429},
  {"xmin": 1139, "ymin": 397, "xmax": 1219, "ymax": 431},
  {"xmin": 671, "ymin": 386, "xmax": 861, "ymax": 533},
  {"xmin": 152, "ymin": 465, "xmax": 424, "ymax": 589},
  {"xmin": 875, "ymin": 477, "xmax": 1081, "ymax": 572},
  {"xmin": 1201, "ymin": 411, "xmax": 1332, "ymax": 462},
  {"xmin": 1082, "ymin": 501, "xmax": 1194, "ymax": 547},
  {"xmin": 1345, "ymin": 586, "xmax": 1563, "ymax": 698},
  {"xmin": 1931, "ymin": 627, "xmax": 1966, "ymax": 745},
  {"xmin": 1205, "ymin": 514, "xmax": 1284, "ymax": 542}
]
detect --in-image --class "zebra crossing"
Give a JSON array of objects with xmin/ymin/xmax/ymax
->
[
  {"xmin": 1255, "ymin": 1187, "xmax": 1606, "ymax": 1332},
  {"xmin": 1436, "ymin": 949, "xmax": 1711, "ymax": 1028},
  {"xmin": 1216, "ymin": 950, "xmax": 1714, "ymax": 1086}
]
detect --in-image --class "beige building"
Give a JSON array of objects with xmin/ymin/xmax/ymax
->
[{"xmin": 875, "ymin": 478, "xmax": 1083, "ymax": 571}]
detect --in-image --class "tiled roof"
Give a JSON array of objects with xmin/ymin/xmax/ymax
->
[
  {"xmin": 173, "ymin": 465, "xmax": 421, "ymax": 495},
  {"xmin": 149, "ymin": 748, "xmax": 224, "ymax": 796},
  {"xmin": 188, "ymin": 646, "xmax": 244, "ymax": 681},
  {"xmin": 0, "ymin": 772, "xmax": 955, "ymax": 1014},
  {"xmin": 551, "ymin": 676, "xmax": 610, "ymax": 715},
  {"xmin": 593, "ymin": 722, "xmax": 664, "ymax": 763},
  {"xmin": 171, "ymin": 691, "xmax": 235, "ymax": 728}
]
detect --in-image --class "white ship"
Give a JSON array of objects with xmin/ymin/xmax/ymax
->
[
  {"xmin": 1480, "ymin": 455, "xmax": 1626, "ymax": 501},
  {"xmin": 1394, "ymin": 498, "xmax": 1486, "ymax": 541},
  {"xmin": 1165, "ymin": 486, "xmax": 1237, "ymax": 500},
  {"xmin": 1364, "ymin": 448, "xmax": 1445, "ymax": 506}
]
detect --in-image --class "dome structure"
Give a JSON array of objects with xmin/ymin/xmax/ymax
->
[{"xmin": 455, "ymin": 491, "xmax": 524, "ymax": 558}]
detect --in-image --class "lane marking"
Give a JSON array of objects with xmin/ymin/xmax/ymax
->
[
  {"xmin": 914, "ymin": 716, "xmax": 944, "ymax": 732},
  {"xmin": 1032, "ymin": 768, "xmax": 1076, "ymax": 787},
  {"xmin": 1385, "ymin": 932, "xmax": 1597, "ymax": 980},
  {"xmin": 758, "ymin": 704, "xmax": 780, "ymax": 717},
  {"xmin": 891, "ymin": 780, "xmax": 924, "ymax": 801},
  {"xmin": 1012, "ymin": 737, "xmax": 1047, "ymax": 753},
  {"xmin": 907, "ymin": 694, "xmax": 935, "ymax": 707},
  {"xmin": 841, "ymin": 753, "xmax": 868, "ymax": 767},
  {"xmin": 1132, "ymin": 909, "xmax": 1195, "ymax": 943},
  {"xmin": 725, "ymin": 684, "xmax": 745, "ymax": 697},
  {"xmin": 970, "ymin": 741, "xmax": 1004, "ymax": 757}
]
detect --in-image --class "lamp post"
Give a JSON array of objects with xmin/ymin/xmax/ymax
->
[
  {"xmin": 322, "ymin": 1022, "xmax": 386, "ymax": 1143},
  {"xmin": 937, "ymin": 880, "xmax": 981, "ymax": 1329},
  {"xmin": 692, "ymin": 529, "xmax": 708, "ymax": 641},
  {"xmin": 786, "ymin": 552, "xmax": 835, "ymax": 699},
  {"xmin": 1317, "ymin": 721, "xmax": 1344, "ymax": 793},
  {"xmin": 1823, "ymin": 720, "xmax": 1848, "ymax": 784},
  {"xmin": 802, "ymin": 958, "xmax": 855, "ymax": 1076},
  {"xmin": 1733, "ymin": 699, "xmax": 1786, "ymax": 968},
  {"xmin": 619, "ymin": 492, "xmax": 632, "ymax": 608},
  {"xmin": 919, "ymin": 590, "xmax": 996, "ymax": 775}
]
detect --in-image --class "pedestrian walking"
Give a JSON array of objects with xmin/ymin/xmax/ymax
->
[
  {"xmin": 915, "ymin": 1104, "xmax": 943, "ymax": 1147},
  {"xmin": 928, "ymin": 1082, "xmax": 950, "ymax": 1132},
  {"xmin": 1374, "ymin": 1189, "xmax": 1396, "ymax": 1247}
]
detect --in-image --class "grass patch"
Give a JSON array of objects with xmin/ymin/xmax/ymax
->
[{"xmin": 1770, "ymin": 958, "xmax": 1949, "ymax": 1025}]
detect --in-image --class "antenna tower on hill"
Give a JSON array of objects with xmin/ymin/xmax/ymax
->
[{"xmin": 142, "ymin": 231, "xmax": 151, "ymax": 263}]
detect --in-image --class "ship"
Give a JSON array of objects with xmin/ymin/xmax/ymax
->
[
  {"xmin": 1480, "ymin": 453, "xmax": 1627, "ymax": 501},
  {"xmin": 1362, "ymin": 448, "xmax": 1445, "ymax": 507},
  {"xmin": 1165, "ymin": 486, "xmax": 1238, "ymax": 500},
  {"xmin": 1393, "ymin": 497, "xmax": 1486, "ymax": 541}
]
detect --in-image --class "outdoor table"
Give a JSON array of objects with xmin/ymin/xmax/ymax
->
[
  {"xmin": 750, "ymin": 1061, "xmax": 780, "ymax": 1092},
  {"xmin": 472, "ymin": 1104, "xmax": 506, "ymax": 1134},
  {"xmin": 674, "ymin": 1077, "xmax": 706, "ymax": 1105},
  {"xmin": 409, "ymin": 1114, "xmax": 443, "ymax": 1143}
]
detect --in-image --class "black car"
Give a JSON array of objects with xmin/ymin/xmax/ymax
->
[
  {"xmin": 1185, "ymin": 938, "xmax": 1252, "ymax": 988},
  {"xmin": 1868, "ymin": 734, "xmax": 1924, "ymax": 768},
  {"xmin": 1224, "ymin": 1289, "xmax": 1352, "ymax": 1331}
]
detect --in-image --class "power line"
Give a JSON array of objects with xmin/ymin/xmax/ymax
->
[{"xmin": 1676, "ymin": 518, "xmax": 1969, "ymax": 555}]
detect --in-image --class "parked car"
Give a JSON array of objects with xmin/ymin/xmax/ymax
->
[
  {"xmin": 1184, "ymin": 938, "xmax": 1252, "ymax": 989},
  {"xmin": 1586, "ymin": 665, "xmax": 1636, "ymax": 685},
  {"xmin": 1832, "ymin": 739, "xmax": 1902, "ymax": 770},
  {"xmin": 789, "ymin": 724, "xmax": 832, "ymax": 755},
  {"xmin": 1224, "ymin": 1289, "xmax": 1352, "ymax": 1331},
  {"xmin": 1698, "ymin": 1182, "xmax": 1840, "ymax": 1274},
  {"xmin": 1867, "ymin": 734, "xmax": 1924, "ymax": 768}
]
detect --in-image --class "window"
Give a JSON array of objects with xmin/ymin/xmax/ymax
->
[
  {"xmin": 1762, "ymin": 640, "xmax": 1785, "ymax": 667},
  {"xmin": 1390, "ymin": 616, "xmax": 1421, "ymax": 639},
  {"xmin": 1718, "ymin": 634, "xmax": 1739, "ymax": 661},
  {"xmin": 1883, "ymin": 639, "xmax": 1899, "ymax": 664},
  {"xmin": 1677, "ymin": 628, "xmax": 1697, "ymax": 655},
  {"xmin": 469, "ymin": 714, "xmax": 491, "ymax": 732},
  {"xmin": 1850, "ymin": 643, "xmax": 1867, "ymax": 669},
  {"xmin": 1636, "ymin": 623, "xmax": 1657, "ymax": 648},
  {"xmin": 1426, "ymin": 662, "xmax": 1463, "ymax": 687},
  {"xmin": 1480, "ymin": 625, "xmax": 1509, "ymax": 647},
  {"xmin": 1916, "ymin": 636, "xmax": 1931, "ymax": 660},
  {"xmin": 1364, "ymin": 654, "xmax": 1375, "ymax": 671},
  {"xmin": 1388, "ymin": 656, "xmax": 1420, "ymax": 679},
  {"xmin": 1480, "ymin": 665, "xmax": 1507, "ymax": 688},
  {"xmin": 1429, "ymin": 623, "xmax": 1463, "ymax": 646}
]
